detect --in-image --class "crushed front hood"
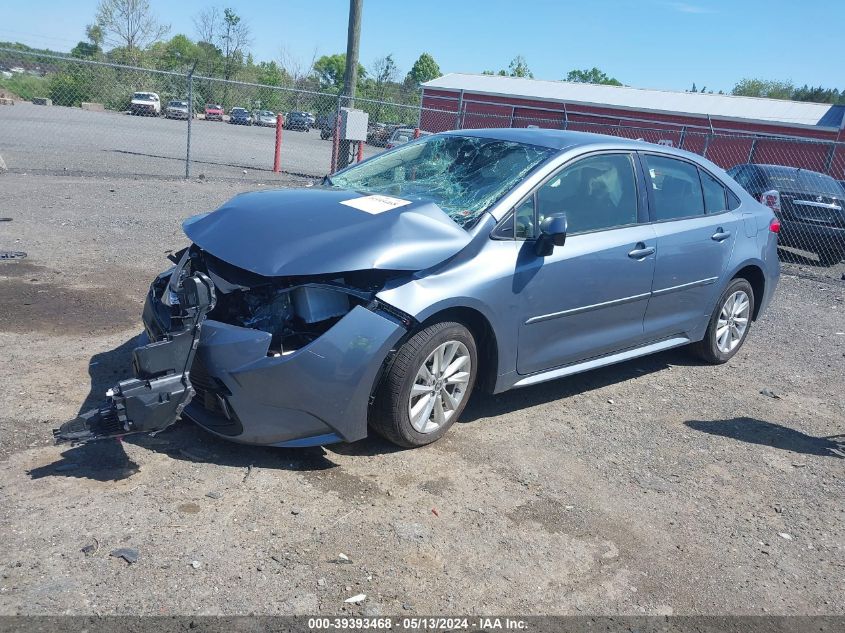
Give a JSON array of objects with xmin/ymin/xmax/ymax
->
[{"xmin": 183, "ymin": 188, "xmax": 473, "ymax": 277}]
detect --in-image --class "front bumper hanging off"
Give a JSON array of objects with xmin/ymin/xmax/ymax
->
[{"xmin": 53, "ymin": 268, "xmax": 216, "ymax": 444}]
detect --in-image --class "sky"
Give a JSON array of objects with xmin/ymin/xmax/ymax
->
[{"xmin": 2, "ymin": 0, "xmax": 843, "ymax": 93}]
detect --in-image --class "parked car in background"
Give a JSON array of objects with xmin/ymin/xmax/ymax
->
[
  {"xmin": 58, "ymin": 130, "xmax": 780, "ymax": 450},
  {"xmin": 204, "ymin": 104, "xmax": 224, "ymax": 121},
  {"xmin": 165, "ymin": 100, "xmax": 191, "ymax": 120},
  {"xmin": 255, "ymin": 110, "xmax": 277, "ymax": 127},
  {"xmin": 386, "ymin": 127, "xmax": 430, "ymax": 149},
  {"xmin": 130, "ymin": 92, "xmax": 160, "ymax": 116},
  {"xmin": 229, "ymin": 107, "xmax": 253, "ymax": 125},
  {"xmin": 285, "ymin": 111, "xmax": 312, "ymax": 131},
  {"xmin": 367, "ymin": 123, "xmax": 398, "ymax": 147},
  {"xmin": 727, "ymin": 164, "xmax": 845, "ymax": 265},
  {"xmin": 317, "ymin": 114, "xmax": 336, "ymax": 140}
]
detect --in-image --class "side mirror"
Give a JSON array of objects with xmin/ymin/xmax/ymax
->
[{"xmin": 534, "ymin": 214, "xmax": 568, "ymax": 256}]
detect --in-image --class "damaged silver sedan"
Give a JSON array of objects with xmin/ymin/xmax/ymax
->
[{"xmin": 56, "ymin": 129, "xmax": 779, "ymax": 448}]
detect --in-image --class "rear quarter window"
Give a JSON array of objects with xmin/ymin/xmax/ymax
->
[{"xmin": 700, "ymin": 170, "xmax": 728, "ymax": 213}]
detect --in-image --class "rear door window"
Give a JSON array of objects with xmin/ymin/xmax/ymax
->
[
  {"xmin": 699, "ymin": 170, "xmax": 728, "ymax": 213},
  {"xmin": 643, "ymin": 154, "xmax": 705, "ymax": 220}
]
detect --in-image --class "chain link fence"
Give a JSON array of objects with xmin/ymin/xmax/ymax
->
[{"xmin": 2, "ymin": 47, "xmax": 843, "ymax": 274}]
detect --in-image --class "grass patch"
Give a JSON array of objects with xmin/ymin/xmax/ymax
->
[{"xmin": 0, "ymin": 73, "xmax": 49, "ymax": 101}]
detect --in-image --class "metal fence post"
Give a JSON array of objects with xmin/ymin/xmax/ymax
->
[{"xmin": 185, "ymin": 65, "xmax": 195, "ymax": 179}]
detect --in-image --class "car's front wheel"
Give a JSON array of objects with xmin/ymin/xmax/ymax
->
[
  {"xmin": 691, "ymin": 278, "xmax": 754, "ymax": 364},
  {"xmin": 371, "ymin": 321, "xmax": 477, "ymax": 447}
]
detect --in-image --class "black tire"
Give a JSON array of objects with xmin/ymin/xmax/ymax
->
[
  {"xmin": 690, "ymin": 278, "xmax": 755, "ymax": 364},
  {"xmin": 371, "ymin": 321, "xmax": 478, "ymax": 448}
]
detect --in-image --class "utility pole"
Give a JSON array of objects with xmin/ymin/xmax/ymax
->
[
  {"xmin": 341, "ymin": 0, "xmax": 363, "ymax": 108},
  {"xmin": 338, "ymin": 0, "xmax": 363, "ymax": 169}
]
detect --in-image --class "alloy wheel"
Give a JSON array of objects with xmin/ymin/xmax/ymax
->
[
  {"xmin": 408, "ymin": 340, "xmax": 472, "ymax": 434},
  {"xmin": 716, "ymin": 290, "xmax": 750, "ymax": 354}
]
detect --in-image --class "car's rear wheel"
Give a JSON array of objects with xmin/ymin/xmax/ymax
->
[
  {"xmin": 691, "ymin": 278, "xmax": 754, "ymax": 364},
  {"xmin": 371, "ymin": 321, "xmax": 477, "ymax": 448}
]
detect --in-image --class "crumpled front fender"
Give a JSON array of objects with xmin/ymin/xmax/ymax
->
[{"xmin": 194, "ymin": 305, "xmax": 406, "ymax": 444}]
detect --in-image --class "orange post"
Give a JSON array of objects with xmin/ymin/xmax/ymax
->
[
  {"xmin": 330, "ymin": 115, "xmax": 341, "ymax": 173},
  {"xmin": 273, "ymin": 113, "xmax": 284, "ymax": 173},
  {"xmin": 356, "ymin": 141, "xmax": 364, "ymax": 162},
  {"xmin": 413, "ymin": 127, "xmax": 421, "ymax": 139}
]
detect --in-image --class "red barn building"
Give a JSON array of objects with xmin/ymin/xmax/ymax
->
[{"xmin": 420, "ymin": 74, "xmax": 845, "ymax": 178}]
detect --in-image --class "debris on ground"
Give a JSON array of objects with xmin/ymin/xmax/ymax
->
[
  {"xmin": 190, "ymin": 560, "xmax": 202, "ymax": 569},
  {"xmin": 431, "ymin": 508, "xmax": 440, "ymax": 517},
  {"xmin": 0, "ymin": 251, "xmax": 27, "ymax": 260},
  {"xmin": 110, "ymin": 547, "xmax": 139, "ymax": 564},
  {"xmin": 205, "ymin": 491, "xmax": 222, "ymax": 499},
  {"xmin": 779, "ymin": 532, "xmax": 793, "ymax": 540},
  {"xmin": 759, "ymin": 388, "xmax": 781, "ymax": 399},
  {"xmin": 344, "ymin": 594, "xmax": 366, "ymax": 604},
  {"xmin": 80, "ymin": 539, "xmax": 99, "ymax": 556}
]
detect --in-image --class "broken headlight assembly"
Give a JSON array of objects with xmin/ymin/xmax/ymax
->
[{"xmin": 197, "ymin": 249, "xmax": 404, "ymax": 355}]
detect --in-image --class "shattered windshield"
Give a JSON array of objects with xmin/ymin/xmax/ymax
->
[{"xmin": 330, "ymin": 134, "xmax": 555, "ymax": 227}]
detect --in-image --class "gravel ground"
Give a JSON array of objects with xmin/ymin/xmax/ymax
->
[
  {"xmin": 0, "ymin": 171, "xmax": 843, "ymax": 616},
  {"xmin": 0, "ymin": 102, "xmax": 382, "ymax": 180}
]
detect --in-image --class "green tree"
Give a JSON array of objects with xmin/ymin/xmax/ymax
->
[
  {"xmin": 565, "ymin": 67, "xmax": 622, "ymax": 86},
  {"xmin": 220, "ymin": 8, "xmax": 250, "ymax": 81},
  {"xmin": 95, "ymin": 0, "xmax": 169, "ymax": 63},
  {"xmin": 731, "ymin": 78, "xmax": 795, "ymax": 100},
  {"xmin": 405, "ymin": 52, "xmax": 440, "ymax": 86},
  {"xmin": 483, "ymin": 56, "xmax": 533, "ymax": 78},
  {"xmin": 313, "ymin": 53, "xmax": 366, "ymax": 90},
  {"xmin": 507, "ymin": 55, "xmax": 533, "ymax": 78},
  {"xmin": 791, "ymin": 84, "xmax": 843, "ymax": 104},
  {"xmin": 148, "ymin": 34, "xmax": 200, "ymax": 71},
  {"xmin": 71, "ymin": 24, "xmax": 104, "ymax": 58}
]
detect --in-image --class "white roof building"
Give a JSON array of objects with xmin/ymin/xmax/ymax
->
[{"xmin": 422, "ymin": 73, "xmax": 845, "ymax": 131}]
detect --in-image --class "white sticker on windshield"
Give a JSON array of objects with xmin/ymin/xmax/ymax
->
[{"xmin": 340, "ymin": 194, "xmax": 412, "ymax": 214}]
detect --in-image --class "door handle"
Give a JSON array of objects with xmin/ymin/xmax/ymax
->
[
  {"xmin": 628, "ymin": 244, "xmax": 655, "ymax": 259},
  {"xmin": 711, "ymin": 228, "xmax": 732, "ymax": 242}
]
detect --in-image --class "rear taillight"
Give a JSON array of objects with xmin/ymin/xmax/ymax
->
[
  {"xmin": 760, "ymin": 189, "xmax": 781, "ymax": 213},
  {"xmin": 769, "ymin": 217, "xmax": 781, "ymax": 233}
]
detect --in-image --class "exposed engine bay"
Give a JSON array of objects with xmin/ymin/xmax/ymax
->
[{"xmin": 186, "ymin": 246, "xmax": 410, "ymax": 354}]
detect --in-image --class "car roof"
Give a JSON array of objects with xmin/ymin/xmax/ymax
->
[
  {"xmin": 751, "ymin": 163, "xmax": 836, "ymax": 177},
  {"xmin": 439, "ymin": 127, "xmax": 693, "ymax": 155}
]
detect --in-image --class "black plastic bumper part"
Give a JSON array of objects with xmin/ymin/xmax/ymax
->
[{"xmin": 54, "ymin": 272, "xmax": 216, "ymax": 444}]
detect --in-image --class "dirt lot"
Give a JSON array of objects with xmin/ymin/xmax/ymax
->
[{"xmin": 0, "ymin": 171, "xmax": 843, "ymax": 616}]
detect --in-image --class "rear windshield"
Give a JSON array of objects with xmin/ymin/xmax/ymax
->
[
  {"xmin": 762, "ymin": 167, "xmax": 845, "ymax": 196},
  {"xmin": 329, "ymin": 134, "xmax": 554, "ymax": 228}
]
